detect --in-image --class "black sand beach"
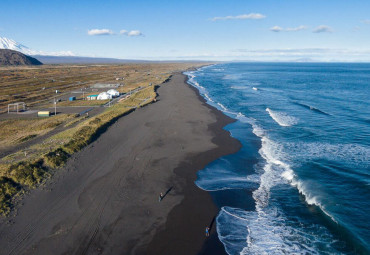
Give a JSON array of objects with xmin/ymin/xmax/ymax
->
[{"xmin": 0, "ymin": 73, "xmax": 240, "ymax": 255}]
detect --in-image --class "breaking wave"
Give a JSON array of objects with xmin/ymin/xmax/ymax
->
[
  {"xmin": 266, "ymin": 108, "xmax": 298, "ymax": 127},
  {"xmin": 184, "ymin": 66, "xmax": 348, "ymax": 255}
]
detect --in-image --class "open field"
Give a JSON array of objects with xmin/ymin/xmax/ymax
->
[
  {"xmin": 0, "ymin": 114, "xmax": 75, "ymax": 150},
  {"xmin": 53, "ymin": 99, "xmax": 109, "ymax": 107},
  {"xmin": 0, "ymin": 62, "xmax": 209, "ymax": 214},
  {"xmin": 0, "ymin": 63, "xmax": 203, "ymax": 112}
]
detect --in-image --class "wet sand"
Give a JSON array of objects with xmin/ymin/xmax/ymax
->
[{"xmin": 0, "ymin": 73, "xmax": 240, "ymax": 255}]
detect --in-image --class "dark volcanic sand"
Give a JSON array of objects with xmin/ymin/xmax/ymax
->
[{"xmin": 0, "ymin": 73, "xmax": 240, "ymax": 255}]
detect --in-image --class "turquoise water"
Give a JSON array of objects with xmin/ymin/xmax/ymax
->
[{"xmin": 185, "ymin": 63, "xmax": 370, "ymax": 254}]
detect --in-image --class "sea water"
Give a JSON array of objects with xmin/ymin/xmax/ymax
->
[{"xmin": 185, "ymin": 63, "xmax": 370, "ymax": 254}]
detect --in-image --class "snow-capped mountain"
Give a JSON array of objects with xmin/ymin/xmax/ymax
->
[{"xmin": 0, "ymin": 37, "xmax": 74, "ymax": 56}]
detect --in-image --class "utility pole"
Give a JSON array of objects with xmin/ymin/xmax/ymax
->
[{"xmin": 54, "ymin": 98, "xmax": 57, "ymax": 116}]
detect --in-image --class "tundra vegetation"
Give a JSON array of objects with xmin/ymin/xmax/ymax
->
[{"xmin": 0, "ymin": 63, "xmax": 207, "ymax": 214}]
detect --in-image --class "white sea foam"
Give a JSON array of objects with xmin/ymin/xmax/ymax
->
[
  {"xmin": 217, "ymin": 102, "xmax": 228, "ymax": 112},
  {"xmin": 256, "ymin": 133, "xmax": 338, "ymax": 222},
  {"xmin": 196, "ymin": 175, "xmax": 259, "ymax": 191},
  {"xmin": 184, "ymin": 71, "xmax": 206, "ymax": 93},
  {"xmin": 217, "ymin": 206, "xmax": 337, "ymax": 255},
  {"xmin": 292, "ymin": 179, "xmax": 338, "ymax": 223},
  {"xmin": 230, "ymin": 85, "xmax": 249, "ymax": 90},
  {"xmin": 228, "ymin": 119, "xmax": 339, "ymax": 253},
  {"xmin": 204, "ymin": 93, "xmax": 214, "ymax": 103},
  {"xmin": 253, "ymin": 136, "xmax": 293, "ymax": 209},
  {"xmin": 184, "ymin": 69, "xmax": 340, "ymax": 254},
  {"xmin": 286, "ymin": 142, "xmax": 370, "ymax": 167},
  {"xmin": 266, "ymin": 108, "xmax": 298, "ymax": 127}
]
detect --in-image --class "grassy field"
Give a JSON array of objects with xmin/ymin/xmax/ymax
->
[
  {"xmin": 55, "ymin": 99, "xmax": 109, "ymax": 107},
  {"xmin": 0, "ymin": 63, "xmax": 199, "ymax": 112},
  {"xmin": 0, "ymin": 62, "xmax": 208, "ymax": 214},
  {"xmin": 0, "ymin": 114, "xmax": 74, "ymax": 150}
]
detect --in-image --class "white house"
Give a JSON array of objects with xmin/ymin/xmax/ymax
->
[
  {"xmin": 107, "ymin": 89, "xmax": 120, "ymax": 97},
  {"xmin": 97, "ymin": 92, "xmax": 112, "ymax": 100}
]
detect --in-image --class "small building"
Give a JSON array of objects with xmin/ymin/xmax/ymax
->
[
  {"xmin": 97, "ymin": 92, "xmax": 112, "ymax": 100},
  {"xmin": 86, "ymin": 94, "xmax": 98, "ymax": 100},
  {"xmin": 69, "ymin": 96, "xmax": 76, "ymax": 101},
  {"xmin": 107, "ymin": 89, "xmax": 120, "ymax": 97},
  {"xmin": 38, "ymin": 111, "xmax": 50, "ymax": 117}
]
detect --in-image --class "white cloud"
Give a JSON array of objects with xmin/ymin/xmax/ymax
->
[
  {"xmin": 87, "ymin": 29, "xmax": 114, "ymax": 36},
  {"xmin": 286, "ymin": 25, "xmax": 307, "ymax": 32},
  {"xmin": 270, "ymin": 26, "xmax": 283, "ymax": 32},
  {"xmin": 270, "ymin": 25, "xmax": 307, "ymax": 32},
  {"xmin": 313, "ymin": 25, "xmax": 332, "ymax": 33},
  {"xmin": 36, "ymin": 50, "xmax": 75, "ymax": 56},
  {"xmin": 362, "ymin": 20, "xmax": 370, "ymax": 24},
  {"xmin": 211, "ymin": 13, "xmax": 266, "ymax": 21},
  {"xmin": 128, "ymin": 30, "xmax": 143, "ymax": 36},
  {"xmin": 120, "ymin": 30, "xmax": 143, "ymax": 36}
]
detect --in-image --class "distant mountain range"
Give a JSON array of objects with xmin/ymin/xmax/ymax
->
[
  {"xmin": 0, "ymin": 49, "xmax": 43, "ymax": 66},
  {"xmin": 33, "ymin": 55, "xmax": 151, "ymax": 64},
  {"xmin": 0, "ymin": 36, "xmax": 152, "ymax": 64},
  {"xmin": 0, "ymin": 36, "xmax": 212, "ymax": 64},
  {"xmin": 0, "ymin": 37, "xmax": 74, "ymax": 57}
]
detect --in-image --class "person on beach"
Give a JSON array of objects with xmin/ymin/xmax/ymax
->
[
  {"xmin": 159, "ymin": 192, "xmax": 164, "ymax": 202},
  {"xmin": 205, "ymin": 227, "xmax": 210, "ymax": 237}
]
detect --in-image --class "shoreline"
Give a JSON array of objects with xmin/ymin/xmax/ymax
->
[
  {"xmin": 0, "ymin": 71, "xmax": 240, "ymax": 255},
  {"xmin": 143, "ymin": 74, "xmax": 241, "ymax": 255}
]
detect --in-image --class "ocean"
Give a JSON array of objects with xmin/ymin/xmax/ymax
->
[{"xmin": 185, "ymin": 63, "xmax": 370, "ymax": 255}]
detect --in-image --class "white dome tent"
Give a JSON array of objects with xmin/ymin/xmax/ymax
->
[
  {"xmin": 107, "ymin": 89, "xmax": 120, "ymax": 97},
  {"xmin": 97, "ymin": 92, "xmax": 112, "ymax": 100}
]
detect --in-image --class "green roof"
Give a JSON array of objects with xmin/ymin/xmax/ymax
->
[{"xmin": 87, "ymin": 94, "xmax": 99, "ymax": 97}]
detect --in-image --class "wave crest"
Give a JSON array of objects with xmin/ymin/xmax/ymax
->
[{"xmin": 266, "ymin": 108, "xmax": 298, "ymax": 127}]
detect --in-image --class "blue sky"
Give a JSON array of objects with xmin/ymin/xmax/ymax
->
[{"xmin": 1, "ymin": 0, "xmax": 370, "ymax": 61}]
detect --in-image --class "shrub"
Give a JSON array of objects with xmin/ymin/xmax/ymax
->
[
  {"xmin": 7, "ymin": 160, "xmax": 48, "ymax": 187},
  {"xmin": 43, "ymin": 148, "xmax": 69, "ymax": 168},
  {"xmin": 89, "ymin": 117, "xmax": 101, "ymax": 125},
  {"xmin": 0, "ymin": 177, "xmax": 20, "ymax": 214}
]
